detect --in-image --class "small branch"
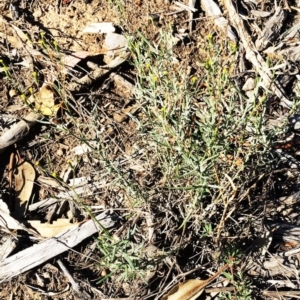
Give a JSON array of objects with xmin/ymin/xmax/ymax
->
[
  {"xmin": 0, "ymin": 111, "xmax": 41, "ymax": 154},
  {"xmin": 0, "ymin": 212, "xmax": 115, "ymax": 282}
]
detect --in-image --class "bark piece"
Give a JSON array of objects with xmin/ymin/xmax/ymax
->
[
  {"xmin": 0, "ymin": 212, "xmax": 115, "ymax": 282},
  {"xmin": 255, "ymin": 7, "xmax": 286, "ymax": 51}
]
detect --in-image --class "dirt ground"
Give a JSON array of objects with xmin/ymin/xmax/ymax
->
[{"xmin": 2, "ymin": 0, "xmax": 300, "ymax": 299}]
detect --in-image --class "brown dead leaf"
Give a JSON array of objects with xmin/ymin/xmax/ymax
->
[
  {"xmin": 15, "ymin": 161, "xmax": 35, "ymax": 204},
  {"xmin": 161, "ymin": 279, "xmax": 204, "ymax": 300},
  {"xmin": 14, "ymin": 161, "xmax": 35, "ymax": 218},
  {"xmin": 28, "ymin": 219, "xmax": 80, "ymax": 237},
  {"xmin": 29, "ymin": 85, "xmax": 60, "ymax": 116},
  {"xmin": 161, "ymin": 262, "xmax": 230, "ymax": 300}
]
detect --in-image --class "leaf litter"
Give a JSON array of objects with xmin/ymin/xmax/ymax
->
[{"xmin": 1, "ymin": 0, "xmax": 300, "ymax": 299}]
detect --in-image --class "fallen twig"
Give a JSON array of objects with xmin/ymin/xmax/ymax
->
[
  {"xmin": 0, "ymin": 111, "xmax": 41, "ymax": 154},
  {"xmin": 69, "ymin": 54, "xmax": 130, "ymax": 92},
  {"xmin": 57, "ymin": 259, "xmax": 91, "ymax": 299},
  {"xmin": 0, "ymin": 212, "xmax": 115, "ymax": 282}
]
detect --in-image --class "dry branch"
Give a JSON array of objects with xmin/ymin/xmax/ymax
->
[
  {"xmin": 223, "ymin": 0, "xmax": 293, "ymax": 108},
  {"xmin": 68, "ymin": 54, "xmax": 130, "ymax": 92},
  {"xmin": 0, "ymin": 212, "xmax": 115, "ymax": 282},
  {"xmin": 0, "ymin": 111, "xmax": 41, "ymax": 154}
]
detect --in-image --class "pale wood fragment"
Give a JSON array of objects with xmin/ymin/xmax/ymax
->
[
  {"xmin": 201, "ymin": 0, "xmax": 237, "ymax": 41},
  {"xmin": 0, "ymin": 212, "xmax": 115, "ymax": 282},
  {"xmin": 0, "ymin": 236, "xmax": 17, "ymax": 260},
  {"xmin": 255, "ymin": 7, "xmax": 286, "ymax": 51}
]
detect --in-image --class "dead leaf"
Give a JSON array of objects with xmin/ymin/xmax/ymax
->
[
  {"xmin": 15, "ymin": 161, "xmax": 35, "ymax": 204},
  {"xmin": 29, "ymin": 85, "xmax": 60, "ymax": 116},
  {"xmin": 161, "ymin": 261, "xmax": 231, "ymax": 300},
  {"xmin": 14, "ymin": 160, "xmax": 35, "ymax": 217},
  {"xmin": 161, "ymin": 279, "xmax": 204, "ymax": 300},
  {"xmin": 28, "ymin": 219, "xmax": 80, "ymax": 237}
]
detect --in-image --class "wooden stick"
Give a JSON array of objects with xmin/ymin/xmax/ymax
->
[
  {"xmin": 0, "ymin": 112, "xmax": 41, "ymax": 154},
  {"xmin": 0, "ymin": 212, "xmax": 115, "ymax": 282}
]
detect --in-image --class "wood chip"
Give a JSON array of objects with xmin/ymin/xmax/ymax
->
[{"xmin": 255, "ymin": 7, "xmax": 286, "ymax": 51}]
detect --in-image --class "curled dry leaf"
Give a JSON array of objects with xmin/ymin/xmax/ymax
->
[
  {"xmin": 28, "ymin": 219, "xmax": 80, "ymax": 238},
  {"xmin": 161, "ymin": 262, "xmax": 230, "ymax": 300},
  {"xmin": 28, "ymin": 85, "xmax": 60, "ymax": 116},
  {"xmin": 161, "ymin": 279, "xmax": 204, "ymax": 300},
  {"xmin": 14, "ymin": 160, "xmax": 35, "ymax": 217}
]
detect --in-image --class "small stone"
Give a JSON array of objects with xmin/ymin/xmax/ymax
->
[{"xmin": 242, "ymin": 77, "xmax": 255, "ymax": 91}]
